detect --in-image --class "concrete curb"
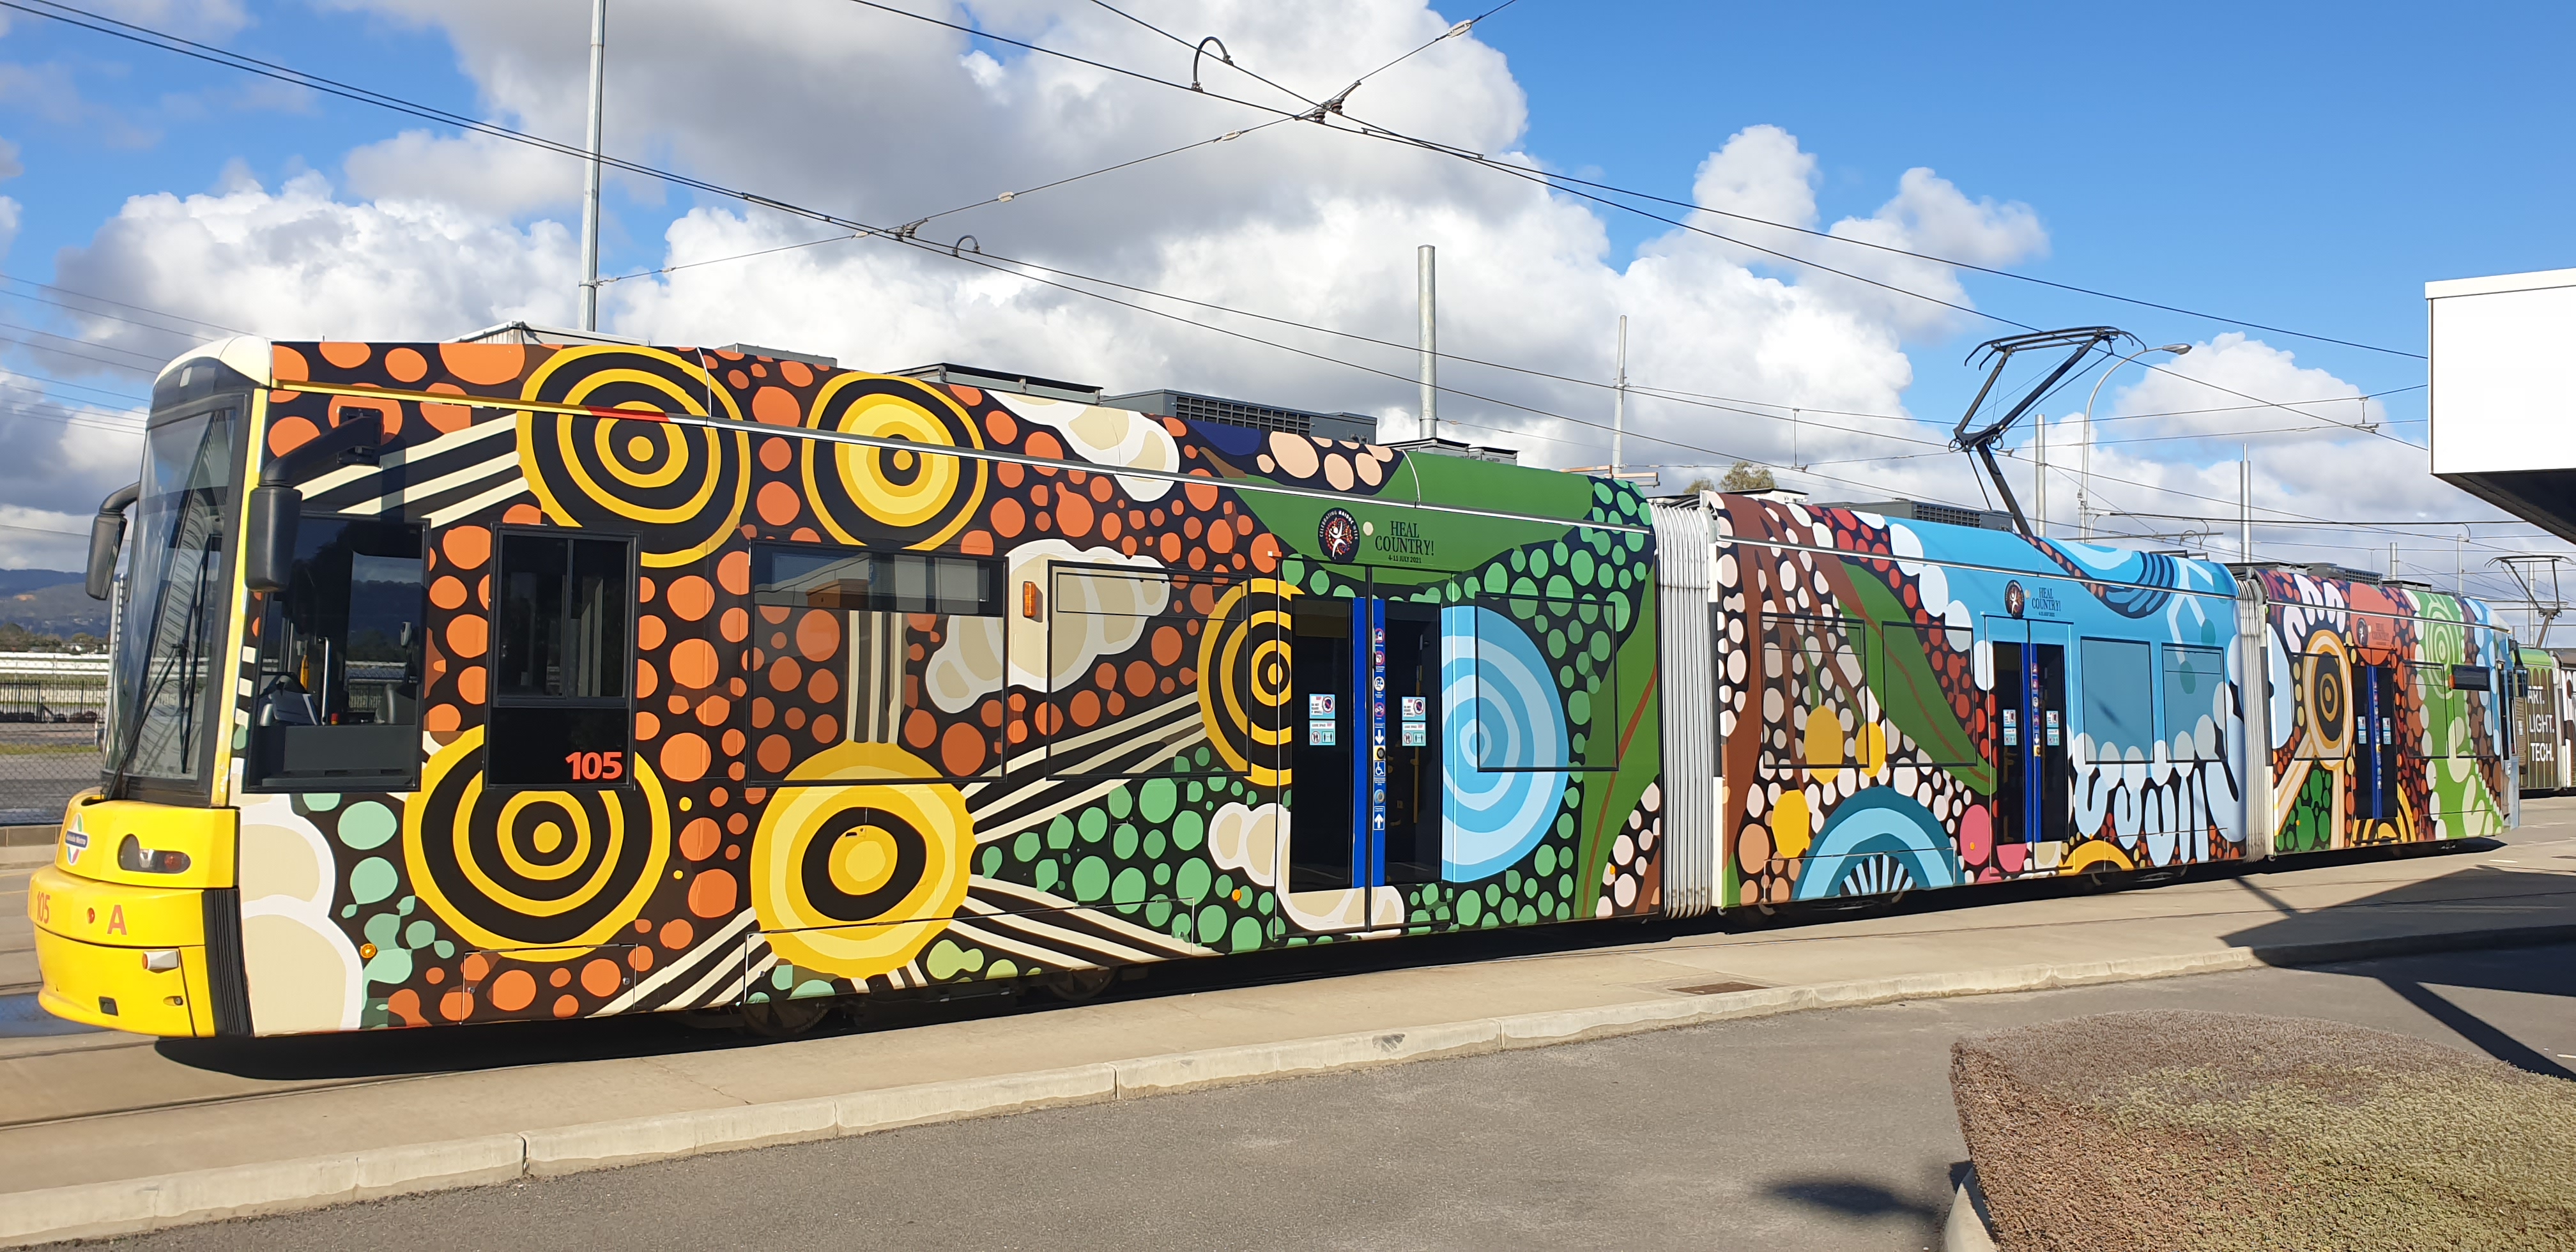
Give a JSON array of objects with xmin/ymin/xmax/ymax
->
[{"xmin": 4, "ymin": 922, "xmax": 2566, "ymax": 1247}]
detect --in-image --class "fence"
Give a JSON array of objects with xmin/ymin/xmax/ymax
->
[{"xmin": 0, "ymin": 652, "xmax": 108, "ymax": 826}]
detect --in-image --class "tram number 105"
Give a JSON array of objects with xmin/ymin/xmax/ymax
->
[{"xmin": 563, "ymin": 751, "xmax": 625, "ymax": 782}]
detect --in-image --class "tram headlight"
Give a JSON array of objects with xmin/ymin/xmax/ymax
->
[{"xmin": 116, "ymin": 834, "xmax": 192, "ymax": 874}]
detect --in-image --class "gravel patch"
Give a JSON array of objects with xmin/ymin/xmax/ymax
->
[{"xmin": 1950, "ymin": 1010, "xmax": 2576, "ymax": 1251}]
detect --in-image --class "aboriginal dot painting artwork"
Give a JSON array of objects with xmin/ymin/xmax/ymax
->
[
  {"xmin": 225, "ymin": 342, "xmax": 1662, "ymax": 1031},
  {"xmin": 1710, "ymin": 495, "xmax": 2255, "ymax": 908},
  {"xmin": 2256, "ymin": 570, "xmax": 2510, "ymax": 854}
]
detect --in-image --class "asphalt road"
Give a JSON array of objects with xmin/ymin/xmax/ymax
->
[{"xmin": 84, "ymin": 940, "xmax": 2576, "ymax": 1252}]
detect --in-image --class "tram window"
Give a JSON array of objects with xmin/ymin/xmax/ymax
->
[
  {"xmin": 1758, "ymin": 615, "xmax": 1863, "ymax": 772},
  {"xmin": 1040, "ymin": 565, "xmax": 1225, "ymax": 777},
  {"xmin": 2162, "ymin": 645, "xmax": 2226, "ymax": 762},
  {"xmin": 1875, "ymin": 622, "xmax": 1982, "ymax": 767},
  {"xmin": 748, "ymin": 544, "xmax": 1009, "ymax": 779},
  {"xmin": 489, "ymin": 532, "xmax": 632, "ymax": 787},
  {"xmin": 1478, "ymin": 595, "xmax": 1620, "ymax": 772},
  {"xmin": 753, "ymin": 546, "xmax": 1002, "ymax": 617},
  {"xmin": 247, "ymin": 518, "xmax": 425, "ymax": 790},
  {"xmin": 2411, "ymin": 662, "xmax": 2469, "ymax": 758},
  {"xmin": 2079, "ymin": 639, "xmax": 2155, "ymax": 765}
]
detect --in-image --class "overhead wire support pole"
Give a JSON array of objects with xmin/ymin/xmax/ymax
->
[
  {"xmin": 2241, "ymin": 445, "xmax": 2252, "ymax": 565},
  {"xmin": 578, "ymin": 0, "xmax": 606, "ymax": 332},
  {"xmin": 1612, "ymin": 314, "xmax": 1626, "ymax": 477},
  {"xmin": 1418, "ymin": 244, "xmax": 1437, "ymax": 441}
]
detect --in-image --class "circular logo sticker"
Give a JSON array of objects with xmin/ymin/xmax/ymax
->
[
  {"xmin": 1319, "ymin": 508, "xmax": 1360, "ymax": 563},
  {"xmin": 2004, "ymin": 580, "xmax": 2027, "ymax": 618}
]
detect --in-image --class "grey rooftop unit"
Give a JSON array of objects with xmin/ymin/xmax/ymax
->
[
  {"xmin": 450, "ymin": 321, "xmax": 646, "ymax": 347},
  {"xmin": 719, "ymin": 342, "xmax": 838, "ymax": 369},
  {"xmin": 893, "ymin": 363, "xmax": 1103, "ymax": 404},
  {"xmin": 1104, "ymin": 388, "xmax": 1376, "ymax": 444},
  {"xmin": 1823, "ymin": 499, "xmax": 2016, "ymax": 532},
  {"xmin": 1381, "ymin": 435, "xmax": 1517, "ymax": 465}
]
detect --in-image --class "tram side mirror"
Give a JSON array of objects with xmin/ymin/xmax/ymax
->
[
  {"xmin": 246, "ymin": 410, "xmax": 386, "ymax": 595},
  {"xmin": 85, "ymin": 482, "xmax": 140, "ymax": 601},
  {"xmin": 243, "ymin": 483, "xmax": 302, "ymax": 594}
]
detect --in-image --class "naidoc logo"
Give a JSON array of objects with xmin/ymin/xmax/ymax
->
[
  {"xmin": 1318, "ymin": 508, "xmax": 1360, "ymax": 563},
  {"xmin": 2005, "ymin": 581, "xmax": 2027, "ymax": 618}
]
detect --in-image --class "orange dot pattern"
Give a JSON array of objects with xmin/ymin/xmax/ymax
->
[{"xmin": 248, "ymin": 340, "xmax": 1466, "ymax": 1031}]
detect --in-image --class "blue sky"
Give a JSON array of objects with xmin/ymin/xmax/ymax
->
[
  {"xmin": 1487, "ymin": 0, "xmax": 2573, "ymax": 424},
  {"xmin": 0, "ymin": 1, "xmax": 2566, "ymax": 592}
]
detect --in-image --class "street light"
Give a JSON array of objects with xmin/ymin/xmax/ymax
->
[{"xmin": 2078, "ymin": 342, "xmax": 2192, "ymax": 540}]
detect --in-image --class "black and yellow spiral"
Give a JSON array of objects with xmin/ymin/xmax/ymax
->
[
  {"xmin": 750, "ymin": 742, "xmax": 973, "ymax": 979},
  {"xmin": 517, "ymin": 346, "xmax": 750, "ymax": 567},
  {"xmin": 2301, "ymin": 628, "xmax": 2352, "ymax": 757},
  {"xmin": 1195, "ymin": 579, "xmax": 1296, "ymax": 788},
  {"xmin": 403, "ymin": 726, "xmax": 671, "ymax": 956},
  {"xmin": 801, "ymin": 374, "xmax": 987, "ymax": 551}
]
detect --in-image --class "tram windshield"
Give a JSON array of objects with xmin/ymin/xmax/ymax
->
[{"xmin": 106, "ymin": 408, "xmax": 243, "ymax": 793}]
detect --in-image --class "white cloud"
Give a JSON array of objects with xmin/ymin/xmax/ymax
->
[
  {"xmin": 0, "ymin": 367, "xmax": 146, "ymax": 568},
  {"xmin": 51, "ymin": 170, "xmax": 578, "ymax": 356},
  {"xmin": 82, "ymin": 0, "xmax": 252, "ymax": 40},
  {"xmin": 44, "ymin": 0, "xmax": 2510, "ymax": 583}
]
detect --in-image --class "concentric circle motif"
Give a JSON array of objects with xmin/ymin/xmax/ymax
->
[
  {"xmin": 750, "ymin": 742, "xmax": 974, "ymax": 980},
  {"xmin": 516, "ymin": 347, "xmax": 750, "ymax": 567},
  {"xmin": 801, "ymin": 374, "xmax": 987, "ymax": 551},
  {"xmin": 1195, "ymin": 579, "xmax": 1297, "ymax": 787},
  {"xmin": 402, "ymin": 726, "xmax": 671, "ymax": 956},
  {"xmin": 1440, "ymin": 605, "xmax": 1567, "ymax": 880},
  {"xmin": 2301, "ymin": 629, "xmax": 2352, "ymax": 756}
]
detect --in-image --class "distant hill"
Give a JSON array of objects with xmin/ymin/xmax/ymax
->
[
  {"xmin": 0, "ymin": 569, "xmax": 79, "ymax": 595},
  {"xmin": 0, "ymin": 572, "xmax": 108, "ymax": 637}
]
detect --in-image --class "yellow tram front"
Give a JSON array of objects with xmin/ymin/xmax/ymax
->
[{"xmin": 31, "ymin": 340, "xmax": 271, "ymax": 1037}]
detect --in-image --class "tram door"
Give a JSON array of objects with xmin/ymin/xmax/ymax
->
[
  {"xmin": 1381, "ymin": 601, "xmax": 1441, "ymax": 885},
  {"xmin": 2359, "ymin": 663, "xmax": 2402, "ymax": 823},
  {"xmin": 1289, "ymin": 601, "xmax": 1356, "ymax": 891},
  {"xmin": 1288, "ymin": 595, "xmax": 1441, "ymax": 897},
  {"xmin": 1989, "ymin": 620, "xmax": 2071, "ymax": 859}
]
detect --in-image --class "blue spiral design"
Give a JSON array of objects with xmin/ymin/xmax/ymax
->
[{"xmin": 1440, "ymin": 606, "xmax": 1568, "ymax": 880}]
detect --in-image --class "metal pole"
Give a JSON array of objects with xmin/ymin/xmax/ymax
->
[
  {"xmin": 2239, "ymin": 445, "xmax": 2251, "ymax": 564},
  {"xmin": 2078, "ymin": 344, "xmax": 2190, "ymax": 542},
  {"xmin": 1611, "ymin": 315, "xmax": 1627, "ymax": 477},
  {"xmin": 1417, "ymin": 245, "xmax": 1436, "ymax": 441},
  {"xmin": 579, "ymin": 0, "xmax": 607, "ymax": 332},
  {"xmin": 2035, "ymin": 411, "xmax": 2048, "ymax": 538}
]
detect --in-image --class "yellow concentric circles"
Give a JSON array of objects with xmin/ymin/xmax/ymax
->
[
  {"xmin": 513, "ymin": 347, "xmax": 749, "ymax": 568},
  {"xmin": 592, "ymin": 419, "xmax": 689, "ymax": 491},
  {"xmin": 801, "ymin": 373, "xmax": 986, "ymax": 551},
  {"xmin": 495, "ymin": 790, "xmax": 594, "ymax": 883},
  {"xmin": 1195, "ymin": 579, "xmax": 1296, "ymax": 786},
  {"xmin": 403, "ymin": 726, "xmax": 672, "ymax": 959},
  {"xmin": 750, "ymin": 741, "xmax": 973, "ymax": 981}
]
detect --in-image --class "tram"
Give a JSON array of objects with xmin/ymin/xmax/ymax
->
[{"xmin": 27, "ymin": 335, "xmax": 2518, "ymax": 1037}]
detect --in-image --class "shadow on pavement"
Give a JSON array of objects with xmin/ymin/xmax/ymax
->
[
  {"xmin": 1763, "ymin": 1177, "xmax": 1941, "ymax": 1240},
  {"xmin": 2228, "ymin": 864, "xmax": 2576, "ymax": 1080},
  {"xmin": 151, "ymin": 840, "xmax": 2547, "ymax": 1083}
]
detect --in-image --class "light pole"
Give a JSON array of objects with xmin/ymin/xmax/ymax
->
[
  {"xmin": 2078, "ymin": 342, "xmax": 2191, "ymax": 540},
  {"xmin": 578, "ymin": 0, "xmax": 607, "ymax": 332}
]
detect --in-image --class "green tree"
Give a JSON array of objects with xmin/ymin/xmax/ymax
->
[{"xmin": 1719, "ymin": 461, "xmax": 1776, "ymax": 493}]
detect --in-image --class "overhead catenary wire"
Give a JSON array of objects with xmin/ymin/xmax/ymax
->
[
  {"xmin": 6, "ymin": 0, "xmax": 2519, "ymax": 556},
  {"xmin": 9, "ymin": 0, "xmax": 2416, "ymax": 457}
]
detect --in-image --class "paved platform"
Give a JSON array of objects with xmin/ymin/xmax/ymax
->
[{"xmin": 3, "ymin": 802, "xmax": 2573, "ymax": 1245}]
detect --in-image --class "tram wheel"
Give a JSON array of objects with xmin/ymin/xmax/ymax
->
[
  {"xmin": 1041, "ymin": 966, "xmax": 1118, "ymax": 1004},
  {"xmin": 740, "ymin": 995, "xmax": 834, "ymax": 1039}
]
